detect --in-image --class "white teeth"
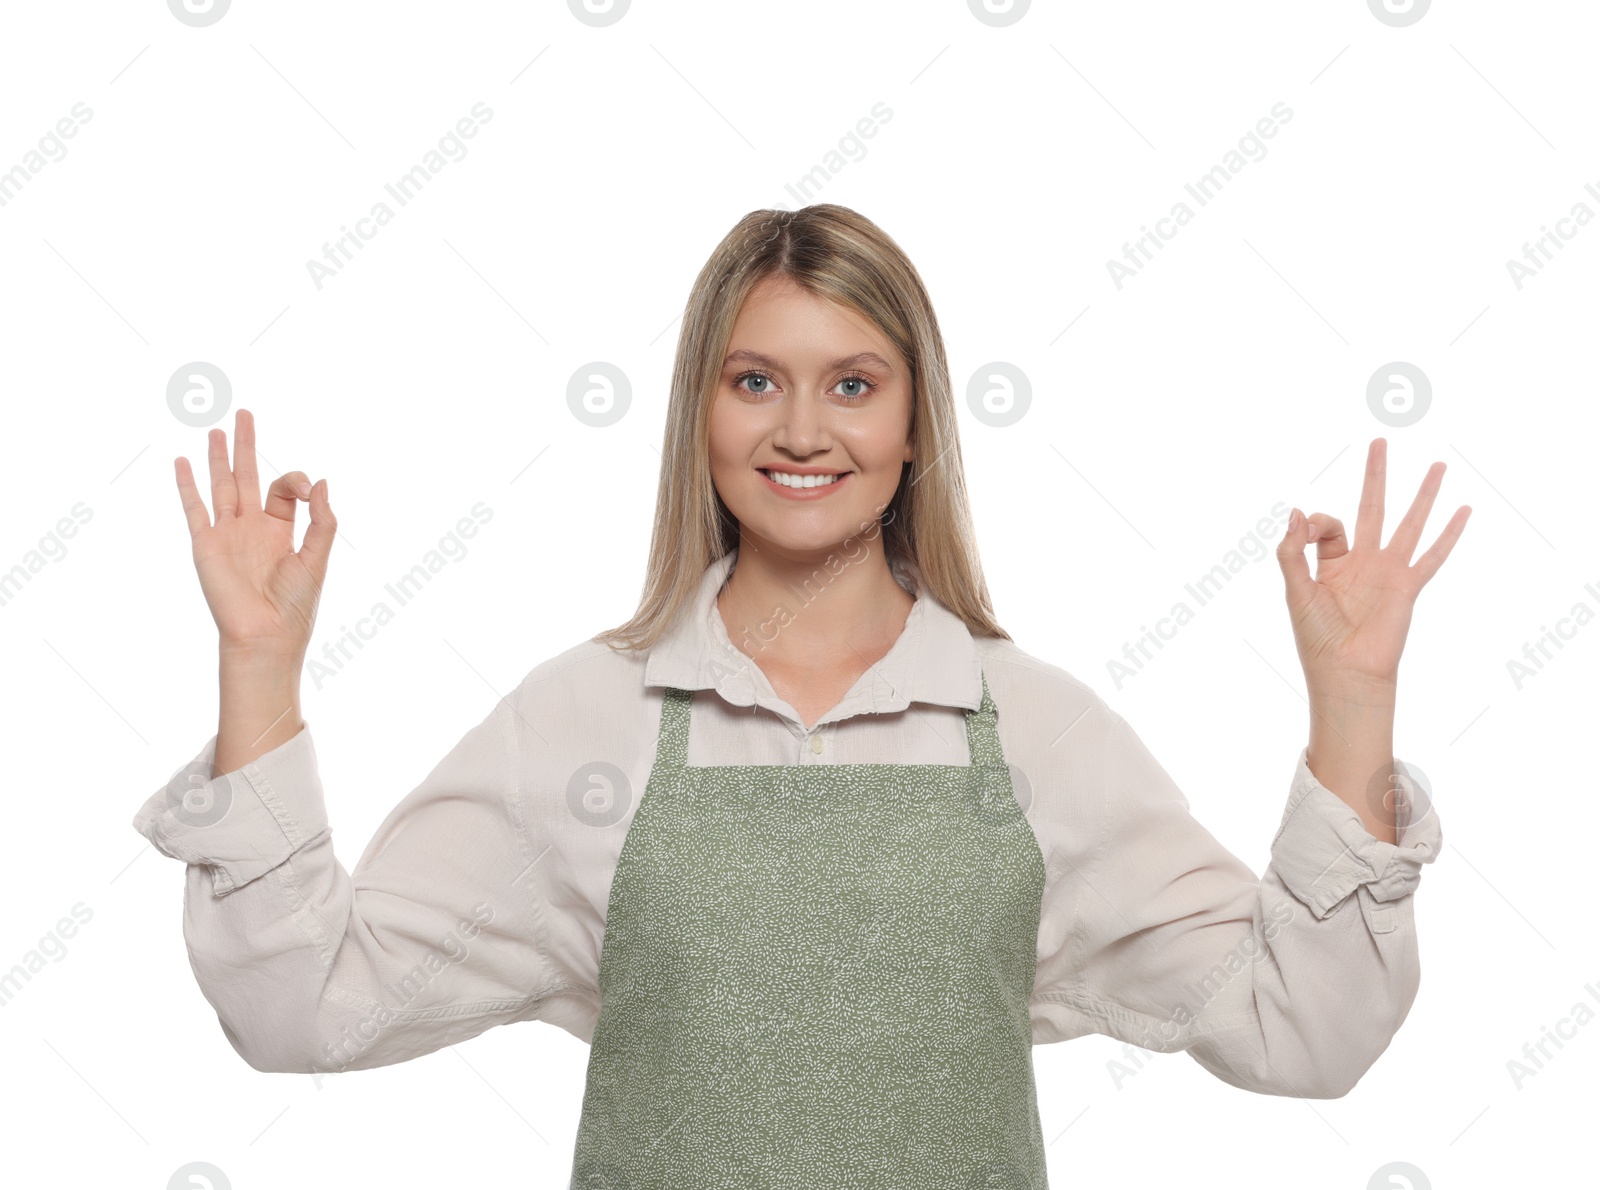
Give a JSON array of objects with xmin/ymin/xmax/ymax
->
[{"xmin": 763, "ymin": 469, "xmax": 843, "ymax": 489}]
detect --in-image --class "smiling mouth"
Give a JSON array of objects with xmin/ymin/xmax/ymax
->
[{"xmin": 758, "ymin": 468, "xmax": 848, "ymax": 490}]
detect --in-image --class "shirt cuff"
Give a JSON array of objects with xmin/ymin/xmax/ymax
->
[
  {"xmin": 131, "ymin": 723, "xmax": 329, "ymax": 897},
  {"xmin": 1269, "ymin": 746, "xmax": 1443, "ymax": 920}
]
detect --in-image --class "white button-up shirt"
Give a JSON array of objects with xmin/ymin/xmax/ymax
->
[{"xmin": 132, "ymin": 549, "xmax": 1441, "ymax": 1098}]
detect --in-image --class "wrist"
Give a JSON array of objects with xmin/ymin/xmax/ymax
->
[
  {"xmin": 220, "ymin": 639, "xmax": 305, "ymax": 668},
  {"xmin": 1307, "ymin": 671, "xmax": 1397, "ymax": 708},
  {"xmin": 218, "ymin": 649, "xmax": 303, "ymax": 721}
]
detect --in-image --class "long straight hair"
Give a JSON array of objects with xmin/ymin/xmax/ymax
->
[{"xmin": 595, "ymin": 203, "xmax": 1009, "ymax": 653}]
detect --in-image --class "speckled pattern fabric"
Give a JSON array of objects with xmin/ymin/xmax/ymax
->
[{"xmin": 569, "ymin": 669, "xmax": 1050, "ymax": 1190}]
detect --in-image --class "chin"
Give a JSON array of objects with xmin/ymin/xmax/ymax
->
[{"xmin": 737, "ymin": 517, "xmax": 847, "ymax": 555}]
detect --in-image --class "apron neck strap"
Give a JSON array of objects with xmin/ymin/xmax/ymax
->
[{"xmin": 965, "ymin": 669, "xmax": 1005, "ymax": 766}]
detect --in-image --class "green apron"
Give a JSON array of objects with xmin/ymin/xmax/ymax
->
[{"xmin": 570, "ymin": 669, "xmax": 1049, "ymax": 1189}]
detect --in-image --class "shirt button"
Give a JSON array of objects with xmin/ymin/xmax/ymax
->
[{"xmin": 810, "ymin": 734, "xmax": 824, "ymax": 755}]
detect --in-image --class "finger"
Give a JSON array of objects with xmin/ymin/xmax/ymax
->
[
  {"xmin": 1306, "ymin": 512, "xmax": 1348, "ymax": 561},
  {"xmin": 174, "ymin": 456, "xmax": 214, "ymax": 538},
  {"xmin": 208, "ymin": 427, "xmax": 237, "ymax": 519},
  {"xmin": 1276, "ymin": 507, "xmax": 1315, "ymax": 603},
  {"xmin": 1353, "ymin": 437, "xmax": 1387, "ymax": 551},
  {"xmin": 1411, "ymin": 504, "xmax": 1472, "ymax": 587},
  {"xmin": 265, "ymin": 471, "xmax": 313, "ymax": 523},
  {"xmin": 1385, "ymin": 461, "xmax": 1444, "ymax": 564},
  {"xmin": 296, "ymin": 479, "xmax": 337, "ymax": 591},
  {"xmin": 234, "ymin": 408, "xmax": 262, "ymax": 512}
]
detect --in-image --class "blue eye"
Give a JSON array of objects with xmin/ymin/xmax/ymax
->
[{"xmin": 731, "ymin": 370, "xmax": 877, "ymax": 402}]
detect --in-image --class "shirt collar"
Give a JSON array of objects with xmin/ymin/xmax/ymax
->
[{"xmin": 643, "ymin": 548, "xmax": 983, "ymax": 722}]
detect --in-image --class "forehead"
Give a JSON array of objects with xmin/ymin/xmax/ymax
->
[{"xmin": 726, "ymin": 275, "xmax": 900, "ymax": 371}]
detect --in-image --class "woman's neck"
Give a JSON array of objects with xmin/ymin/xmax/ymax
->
[{"xmin": 715, "ymin": 536, "xmax": 916, "ymax": 674}]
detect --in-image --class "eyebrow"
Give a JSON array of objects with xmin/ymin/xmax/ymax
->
[{"xmin": 722, "ymin": 348, "xmax": 896, "ymax": 375}]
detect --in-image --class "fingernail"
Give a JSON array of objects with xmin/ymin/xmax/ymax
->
[
  {"xmin": 1288, "ymin": 509, "xmax": 1300, "ymax": 532},
  {"xmin": 296, "ymin": 480, "xmax": 311, "ymax": 498}
]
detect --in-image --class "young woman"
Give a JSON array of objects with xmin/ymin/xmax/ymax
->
[{"xmin": 136, "ymin": 204, "xmax": 1464, "ymax": 1189}]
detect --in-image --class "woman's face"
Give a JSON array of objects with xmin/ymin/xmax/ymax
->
[{"xmin": 708, "ymin": 273, "xmax": 914, "ymax": 560}]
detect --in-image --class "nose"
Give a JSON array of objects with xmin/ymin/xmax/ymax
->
[{"xmin": 770, "ymin": 385, "xmax": 830, "ymax": 457}]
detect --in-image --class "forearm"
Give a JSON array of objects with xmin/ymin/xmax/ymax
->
[
  {"xmin": 181, "ymin": 828, "xmax": 521, "ymax": 1075},
  {"xmin": 1305, "ymin": 678, "xmax": 1397, "ymax": 844},
  {"xmin": 135, "ymin": 708, "xmax": 547, "ymax": 1074},
  {"xmin": 216, "ymin": 645, "xmax": 304, "ymax": 776},
  {"xmin": 1180, "ymin": 863, "xmax": 1422, "ymax": 1098}
]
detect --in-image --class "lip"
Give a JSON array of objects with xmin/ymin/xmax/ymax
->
[
  {"xmin": 757, "ymin": 466, "xmax": 851, "ymax": 500},
  {"xmin": 757, "ymin": 463, "xmax": 847, "ymax": 475}
]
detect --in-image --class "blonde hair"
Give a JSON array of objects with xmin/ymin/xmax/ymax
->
[{"xmin": 595, "ymin": 203, "xmax": 1009, "ymax": 653}]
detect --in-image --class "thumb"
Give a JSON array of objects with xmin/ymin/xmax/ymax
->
[
  {"xmin": 1276, "ymin": 506, "xmax": 1314, "ymax": 604},
  {"xmin": 297, "ymin": 478, "xmax": 338, "ymax": 590}
]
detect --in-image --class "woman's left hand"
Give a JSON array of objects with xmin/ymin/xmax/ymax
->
[{"xmin": 1276, "ymin": 437, "xmax": 1471, "ymax": 694}]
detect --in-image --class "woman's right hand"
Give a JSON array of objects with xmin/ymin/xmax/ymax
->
[{"xmin": 175, "ymin": 407, "xmax": 336, "ymax": 659}]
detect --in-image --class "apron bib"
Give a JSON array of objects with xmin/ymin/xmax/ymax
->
[{"xmin": 570, "ymin": 669, "xmax": 1049, "ymax": 1189}]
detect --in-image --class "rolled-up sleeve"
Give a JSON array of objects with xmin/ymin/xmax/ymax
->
[
  {"xmin": 131, "ymin": 695, "xmax": 559, "ymax": 1075},
  {"xmin": 1028, "ymin": 702, "xmax": 1442, "ymax": 1099}
]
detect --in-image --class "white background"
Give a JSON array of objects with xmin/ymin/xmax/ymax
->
[{"xmin": 0, "ymin": 0, "xmax": 1592, "ymax": 1187}]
